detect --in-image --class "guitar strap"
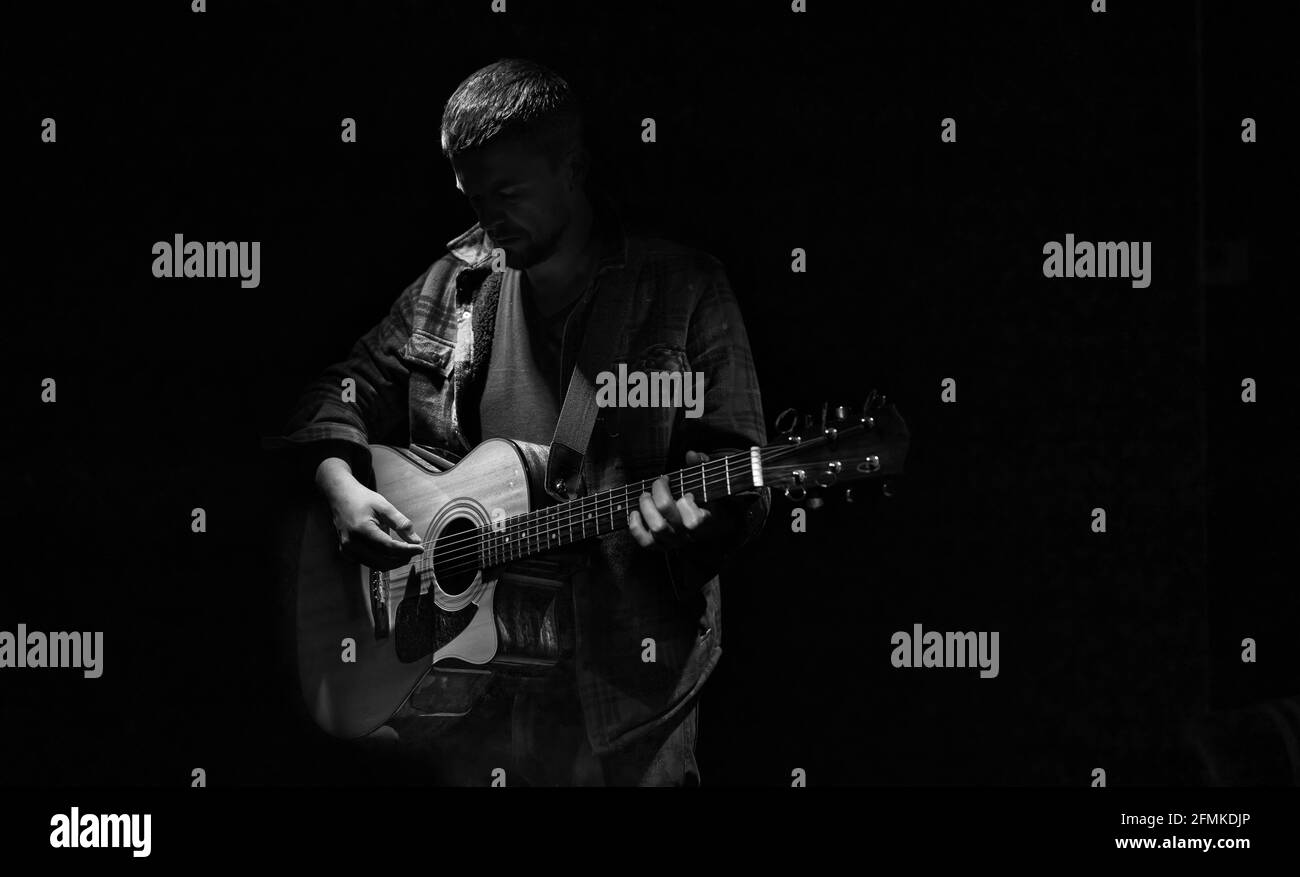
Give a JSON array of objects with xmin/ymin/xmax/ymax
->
[{"xmin": 543, "ymin": 275, "xmax": 632, "ymax": 504}]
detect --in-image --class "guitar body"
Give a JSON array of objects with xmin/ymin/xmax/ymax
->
[{"xmin": 294, "ymin": 439, "xmax": 573, "ymax": 739}]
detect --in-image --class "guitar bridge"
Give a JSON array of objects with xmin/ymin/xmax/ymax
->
[{"xmin": 369, "ymin": 568, "xmax": 390, "ymax": 639}]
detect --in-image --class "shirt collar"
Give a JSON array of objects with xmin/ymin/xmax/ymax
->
[{"xmin": 444, "ymin": 187, "xmax": 629, "ymax": 275}]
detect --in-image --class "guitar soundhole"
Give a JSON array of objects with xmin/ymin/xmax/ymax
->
[{"xmin": 432, "ymin": 517, "xmax": 480, "ymax": 596}]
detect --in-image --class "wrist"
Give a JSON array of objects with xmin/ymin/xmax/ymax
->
[{"xmin": 315, "ymin": 456, "xmax": 356, "ymax": 495}]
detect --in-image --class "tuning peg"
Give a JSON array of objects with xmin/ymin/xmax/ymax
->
[
  {"xmin": 844, "ymin": 488, "xmax": 854, "ymax": 503},
  {"xmin": 881, "ymin": 481, "xmax": 894, "ymax": 498},
  {"xmin": 825, "ymin": 405, "xmax": 850, "ymax": 443},
  {"xmin": 861, "ymin": 390, "xmax": 888, "ymax": 422},
  {"xmin": 783, "ymin": 468, "xmax": 809, "ymax": 502},
  {"xmin": 773, "ymin": 407, "xmax": 801, "ymax": 440},
  {"xmin": 813, "ymin": 462, "xmax": 840, "ymax": 488},
  {"xmin": 859, "ymin": 396, "xmax": 877, "ymax": 429}
]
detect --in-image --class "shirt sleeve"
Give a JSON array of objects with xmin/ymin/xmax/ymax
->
[
  {"xmin": 267, "ymin": 267, "xmax": 430, "ymax": 482},
  {"xmin": 665, "ymin": 260, "xmax": 771, "ymax": 593}
]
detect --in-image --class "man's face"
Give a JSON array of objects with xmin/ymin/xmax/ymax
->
[{"xmin": 451, "ymin": 136, "xmax": 579, "ymax": 268}]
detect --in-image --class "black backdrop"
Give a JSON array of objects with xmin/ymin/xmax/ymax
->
[{"xmin": 4, "ymin": 1, "xmax": 1295, "ymax": 788}]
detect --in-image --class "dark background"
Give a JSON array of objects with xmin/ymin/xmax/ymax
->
[{"xmin": 3, "ymin": 1, "xmax": 1295, "ymax": 786}]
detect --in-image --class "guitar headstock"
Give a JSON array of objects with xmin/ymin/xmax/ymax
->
[{"xmin": 764, "ymin": 391, "xmax": 910, "ymax": 505}]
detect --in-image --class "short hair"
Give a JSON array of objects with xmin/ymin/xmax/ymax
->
[{"xmin": 440, "ymin": 58, "xmax": 585, "ymax": 169}]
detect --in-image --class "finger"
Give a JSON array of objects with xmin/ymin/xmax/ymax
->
[
  {"xmin": 639, "ymin": 488, "xmax": 683, "ymax": 548},
  {"xmin": 627, "ymin": 508, "xmax": 657, "ymax": 549},
  {"xmin": 651, "ymin": 475, "xmax": 684, "ymax": 529},
  {"xmin": 685, "ymin": 450, "xmax": 711, "ymax": 465},
  {"xmin": 375, "ymin": 499, "xmax": 422, "ymax": 544},
  {"xmin": 358, "ymin": 520, "xmax": 425, "ymax": 556},
  {"xmin": 676, "ymin": 493, "xmax": 713, "ymax": 535}
]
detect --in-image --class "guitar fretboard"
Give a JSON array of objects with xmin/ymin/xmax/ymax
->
[{"xmin": 483, "ymin": 448, "xmax": 760, "ymax": 565}]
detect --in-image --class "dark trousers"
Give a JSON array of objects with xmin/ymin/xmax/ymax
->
[{"xmin": 385, "ymin": 665, "xmax": 701, "ymax": 787}]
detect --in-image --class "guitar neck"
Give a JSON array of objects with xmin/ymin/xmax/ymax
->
[
  {"xmin": 467, "ymin": 399, "xmax": 908, "ymax": 568},
  {"xmin": 480, "ymin": 447, "xmax": 763, "ymax": 566}
]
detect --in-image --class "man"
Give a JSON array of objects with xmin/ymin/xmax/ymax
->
[{"xmin": 277, "ymin": 58, "xmax": 769, "ymax": 785}]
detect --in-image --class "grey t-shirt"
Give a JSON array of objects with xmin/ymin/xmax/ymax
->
[{"xmin": 478, "ymin": 268, "xmax": 585, "ymax": 445}]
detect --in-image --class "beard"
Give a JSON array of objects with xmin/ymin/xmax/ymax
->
[
  {"xmin": 506, "ymin": 200, "xmax": 571, "ymax": 269},
  {"xmin": 507, "ymin": 225, "xmax": 565, "ymax": 269}
]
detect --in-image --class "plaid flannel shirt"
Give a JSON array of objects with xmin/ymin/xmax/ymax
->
[{"xmin": 274, "ymin": 193, "xmax": 770, "ymax": 754}]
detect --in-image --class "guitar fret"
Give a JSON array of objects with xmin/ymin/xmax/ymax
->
[{"xmin": 475, "ymin": 450, "xmax": 772, "ymax": 569}]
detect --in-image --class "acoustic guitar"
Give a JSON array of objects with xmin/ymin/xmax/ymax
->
[{"xmin": 291, "ymin": 396, "xmax": 909, "ymax": 738}]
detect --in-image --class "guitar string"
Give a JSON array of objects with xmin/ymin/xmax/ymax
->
[
  {"xmin": 395, "ymin": 440, "xmax": 868, "ymax": 567},
  {"xmin": 373, "ymin": 462, "xmax": 838, "ymax": 600},
  {"xmin": 429, "ymin": 466, "xmax": 750, "ymax": 572},
  {"xmin": 418, "ymin": 459, "xmax": 832, "ymax": 582},
  {"xmin": 388, "ymin": 461, "xmax": 864, "ymax": 585},
  {"xmin": 420, "ymin": 452, "xmax": 753, "ymax": 553},
  {"xmin": 407, "ymin": 436, "xmax": 851, "ymax": 555},
  {"xmin": 398, "ymin": 460, "xmax": 751, "ymax": 578},
  {"xmin": 401, "ymin": 438, "xmax": 847, "ymax": 558}
]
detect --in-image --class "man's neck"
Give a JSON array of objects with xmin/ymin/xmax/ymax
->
[{"xmin": 524, "ymin": 196, "xmax": 603, "ymax": 318}]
